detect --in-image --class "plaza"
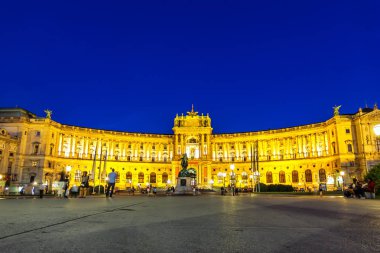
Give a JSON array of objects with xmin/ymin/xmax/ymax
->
[{"xmin": 0, "ymin": 194, "xmax": 379, "ymax": 252}]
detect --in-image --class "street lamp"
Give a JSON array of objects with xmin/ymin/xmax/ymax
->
[
  {"xmin": 209, "ymin": 179, "xmax": 214, "ymax": 190},
  {"xmin": 230, "ymin": 164, "xmax": 235, "ymax": 195},
  {"xmin": 340, "ymin": 171, "xmax": 345, "ymax": 191},
  {"xmin": 373, "ymin": 124, "xmax": 380, "ymax": 136}
]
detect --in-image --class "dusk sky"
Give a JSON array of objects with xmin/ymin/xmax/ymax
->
[{"xmin": 0, "ymin": 1, "xmax": 379, "ymax": 134}]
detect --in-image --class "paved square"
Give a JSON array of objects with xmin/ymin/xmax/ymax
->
[{"xmin": 0, "ymin": 195, "xmax": 379, "ymax": 252}]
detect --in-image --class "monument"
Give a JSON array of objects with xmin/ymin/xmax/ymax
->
[{"xmin": 175, "ymin": 154, "xmax": 197, "ymax": 195}]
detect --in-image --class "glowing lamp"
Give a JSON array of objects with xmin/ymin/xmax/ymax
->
[{"xmin": 374, "ymin": 124, "xmax": 380, "ymax": 136}]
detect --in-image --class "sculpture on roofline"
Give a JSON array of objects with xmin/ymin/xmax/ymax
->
[
  {"xmin": 333, "ymin": 105, "xmax": 341, "ymax": 116},
  {"xmin": 44, "ymin": 109, "xmax": 53, "ymax": 119}
]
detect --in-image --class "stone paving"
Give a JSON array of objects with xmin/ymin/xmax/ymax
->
[{"xmin": 0, "ymin": 194, "xmax": 379, "ymax": 253}]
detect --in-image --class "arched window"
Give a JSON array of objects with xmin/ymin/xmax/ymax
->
[
  {"xmin": 292, "ymin": 170, "xmax": 299, "ymax": 183},
  {"xmin": 279, "ymin": 171, "xmax": 286, "ymax": 184},
  {"xmin": 150, "ymin": 172, "xmax": 156, "ymax": 183},
  {"xmin": 162, "ymin": 172, "xmax": 168, "ymax": 183},
  {"xmin": 126, "ymin": 172, "xmax": 132, "ymax": 182},
  {"xmin": 138, "ymin": 172, "xmax": 144, "ymax": 183},
  {"xmin": 241, "ymin": 172, "xmax": 248, "ymax": 180},
  {"xmin": 319, "ymin": 169, "xmax": 326, "ymax": 182},
  {"xmin": 305, "ymin": 169, "xmax": 312, "ymax": 183},
  {"xmin": 266, "ymin": 171, "xmax": 273, "ymax": 184}
]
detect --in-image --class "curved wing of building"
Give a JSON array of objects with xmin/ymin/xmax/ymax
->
[{"xmin": 0, "ymin": 106, "xmax": 379, "ymax": 192}]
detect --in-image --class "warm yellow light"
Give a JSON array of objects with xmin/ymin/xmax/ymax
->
[
  {"xmin": 0, "ymin": 175, "xmax": 3, "ymax": 180},
  {"xmin": 340, "ymin": 171, "xmax": 345, "ymax": 176},
  {"xmin": 106, "ymin": 177, "xmax": 109, "ymax": 181},
  {"xmin": 230, "ymin": 164, "xmax": 235, "ymax": 170},
  {"xmin": 374, "ymin": 124, "xmax": 380, "ymax": 136},
  {"xmin": 167, "ymin": 179, "xmax": 171, "ymax": 184},
  {"xmin": 209, "ymin": 179, "xmax": 214, "ymax": 184},
  {"xmin": 65, "ymin": 165, "xmax": 72, "ymax": 172}
]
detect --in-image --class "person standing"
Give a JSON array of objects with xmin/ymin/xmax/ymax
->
[
  {"xmin": 106, "ymin": 169, "xmax": 117, "ymax": 197},
  {"xmin": 366, "ymin": 178, "xmax": 376, "ymax": 199},
  {"xmin": 63, "ymin": 175, "xmax": 70, "ymax": 198},
  {"xmin": 79, "ymin": 171, "xmax": 89, "ymax": 198}
]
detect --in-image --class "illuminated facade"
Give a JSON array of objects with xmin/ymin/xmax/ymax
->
[{"xmin": 0, "ymin": 105, "xmax": 379, "ymax": 191}]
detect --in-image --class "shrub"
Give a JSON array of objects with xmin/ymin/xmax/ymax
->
[
  {"xmin": 258, "ymin": 183, "xmax": 293, "ymax": 192},
  {"xmin": 365, "ymin": 163, "xmax": 380, "ymax": 194}
]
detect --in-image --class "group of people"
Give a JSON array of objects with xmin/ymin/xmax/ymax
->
[
  {"xmin": 344, "ymin": 178, "xmax": 376, "ymax": 199},
  {"xmin": 60, "ymin": 171, "xmax": 90, "ymax": 198}
]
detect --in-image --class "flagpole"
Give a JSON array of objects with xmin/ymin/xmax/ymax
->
[
  {"xmin": 91, "ymin": 140, "xmax": 98, "ymax": 194},
  {"xmin": 256, "ymin": 141, "xmax": 260, "ymax": 192},
  {"xmin": 98, "ymin": 149, "xmax": 102, "ymax": 194}
]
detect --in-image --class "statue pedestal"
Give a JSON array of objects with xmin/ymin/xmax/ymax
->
[{"xmin": 174, "ymin": 177, "xmax": 194, "ymax": 195}]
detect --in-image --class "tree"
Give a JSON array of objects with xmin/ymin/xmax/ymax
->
[{"xmin": 365, "ymin": 163, "xmax": 380, "ymax": 194}]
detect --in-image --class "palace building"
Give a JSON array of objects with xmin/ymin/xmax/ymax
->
[{"xmin": 0, "ymin": 105, "xmax": 379, "ymax": 192}]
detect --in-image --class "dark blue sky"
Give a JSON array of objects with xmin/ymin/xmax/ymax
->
[{"xmin": 0, "ymin": 1, "xmax": 379, "ymax": 134}]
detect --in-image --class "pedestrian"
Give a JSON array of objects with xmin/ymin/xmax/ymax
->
[
  {"xmin": 131, "ymin": 186, "xmax": 135, "ymax": 195},
  {"xmin": 153, "ymin": 187, "xmax": 157, "ymax": 196},
  {"xmin": 63, "ymin": 175, "xmax": 70, "ymax": 198},
  {"xmin": 71, "ymin": 184, "xmax": 79, "ymax": 198},
  {"xmin": 319, "ymin": 183, "xmax": 323, "ymax": 197},
  {"xmin": 79, "ymin": 171, "xmax": 89, "ymax": 198},
  {"xmin": 365, "ymin": 178, "xmax": 376, "ymax": 199},
  {"xmin": 221, "ymin": 187, "xmax": 224, "ymax": 195},
  {"xmin": 39, "ymin": 183, "xmax": 45, "ymax": 199},
  {"xmin": 105, "ymin": 169, "xmax": 117, "ymax": 198},
  {"xmin": 235, "ymin": 187, "xmax": 239, "ymax": 196}
]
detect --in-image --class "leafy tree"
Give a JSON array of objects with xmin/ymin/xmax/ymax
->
[{"xmin": 365, "ymin": 163, "xmax": 380, "ymax": 194}]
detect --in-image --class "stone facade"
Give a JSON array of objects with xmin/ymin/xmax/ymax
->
[{"xmin": 0, "ymin": 106, "xmax": 379, "ymax": 191}]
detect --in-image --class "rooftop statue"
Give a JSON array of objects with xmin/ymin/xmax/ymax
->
[
  {"xmin": 333, "ymin": 105, "xmax": 341, "ymax": 116},
  {"xmin": 44, "ymin": 109, "xmax": 53, "ymax": 119}
]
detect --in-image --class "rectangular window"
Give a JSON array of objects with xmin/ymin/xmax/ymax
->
[
  {"xmin": 36, "ymin": 131, "xmax": 40, "ymax": 136},
  {"xmin": 346, "ymin": 129, "xmax": 350, "ymax": 134}
]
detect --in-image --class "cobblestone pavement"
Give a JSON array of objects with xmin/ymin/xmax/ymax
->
[{"xmin": 0, "ymin": 195, "xmax": 379, "ymax": 253}]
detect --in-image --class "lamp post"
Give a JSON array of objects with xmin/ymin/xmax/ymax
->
[
  {"xmin": 340, "ymin": 171, "xmax": 345, "ymax": 191},
  {"xmin": 209, "ymin": 179, "xmax": 214, "ymax": 190},
  {"xmin": 230, "ymin": 164, "xmax": 235, "ymax": 196},
  {"xmin": 65, "ymin": 165, "xmax": 72, "ymax": 181}
]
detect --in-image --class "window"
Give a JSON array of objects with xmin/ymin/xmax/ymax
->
[
  {"xmin": 150, "ymin": 172, "xmax": 156, "ymax": 183},
  {"xmin": 127, "ymin": 156, "xmax": 131, "ymax": 161},
  {"xmin": 152, "ymin": 145, "xmax": 155, "ymax": 150},
  {"xmin": 305, "ymin": 169, "xmax": 312, "ymax": 183},
  {"xmin": 164, "ymin": 144, "xmax": 167, "ymax": 150},
  {"xmin": 36, "ymin": 131, "xmax": 40, "ymax": 137},
  {"xmin": 126, "ymin": 172, "xmax": 132, "ymax": 182},
  {"xmin": 346, "ymin": 129, "xmax": 350, "ymax": 134},
  {"xmin": 138, "ymin": 172, "xmax": 144, "ymax": 183},
  {"xmin": 266, "ymin": 172, "xmax": 273, "ymax": 184},
  {"xmin": 9, "ymin": 152, "xmax": 14, "ymax": 157},
  {"xmin": 292, "ymin": 170, "xmax": 299, "ymax": 183},
  {"xmin": 319, "ymin": 169, "xmax": 326, "ymax": 182},
  {"xmin": 74, "ymin": 170, "xmax": 81, "ymax": 182},
  {"xmin": 347, "ymin": 144, "xmax": 353, "ymax": 153},
  {"xmin": 164, "ymin": 157, "xmax": 168, "ymax": 162},
  {"xmin": 331, "ymin": 142, "xmax": 336, "ymax": 154},
  {"xmin": 376, "ymin": 139, "xmax": 380, "ymax": 152},
  {"xmin": 279, "ymin": 171, "xmax": 285, "ymax": 184},
  {"xmin": 162, "ymin": 172, "xmax": 168, "ymax": 183},
  {"xmin": 241, "ymin": 172, "xmax": 248, "ymax": 181}
]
